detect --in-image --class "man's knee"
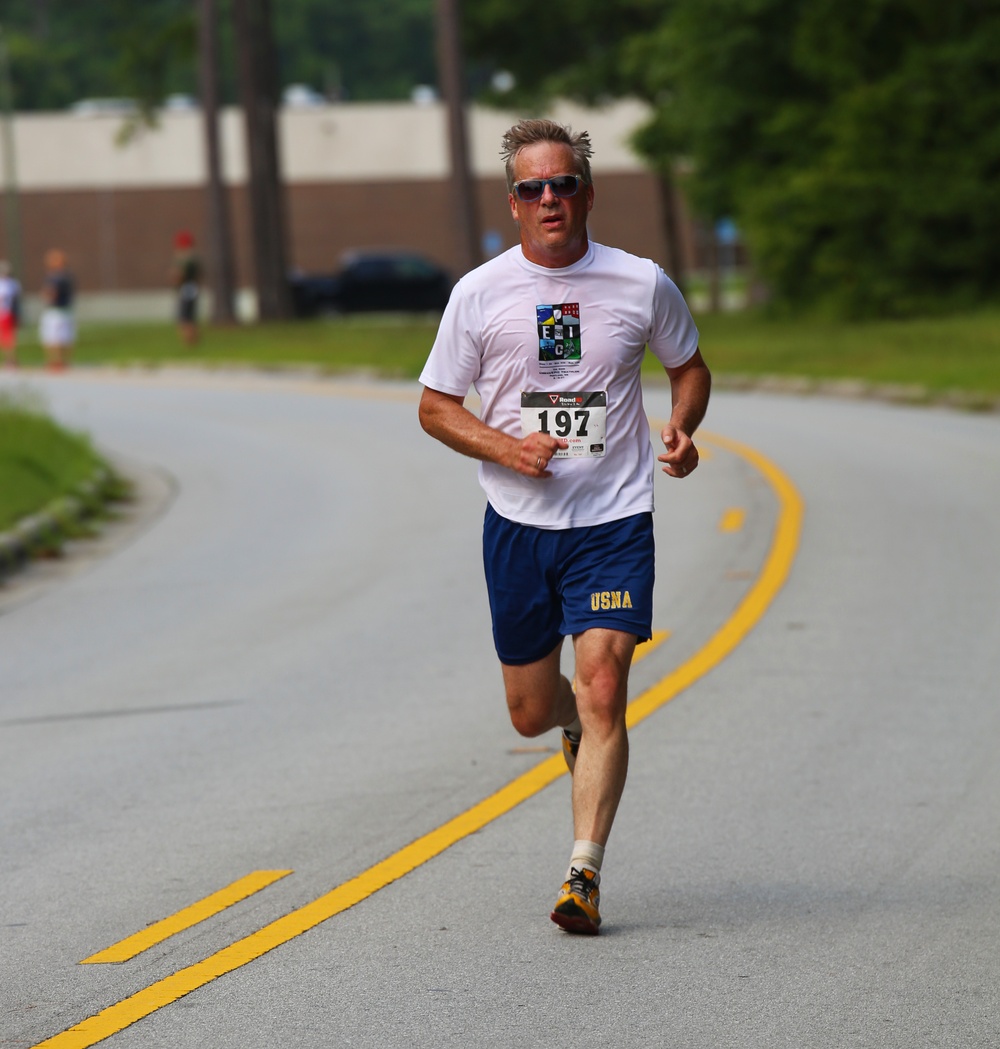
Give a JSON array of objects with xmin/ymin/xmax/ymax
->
[
  {"xmin": 507, "ymin": 695, "xmax": 553, "ymax": 738},
  {"xmin": 501, "ymin": 646, "xmax": 568, "ymax": 738},
  {"xmin": 506, "ymin": 678, "xmax": 567, "ymax": 736},
  {"xmin": 574, "ymin": 655, "xmax": 631, "ymax": 733}
]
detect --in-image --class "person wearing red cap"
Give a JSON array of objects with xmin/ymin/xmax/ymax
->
[{"xmin": 171, "ymin": 230, "xmax": 201, "ymax": 345}]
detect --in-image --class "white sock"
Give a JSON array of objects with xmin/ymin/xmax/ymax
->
[{"xmin": 567, "ymin": 840, "xmax": 605, "ymax": 880}]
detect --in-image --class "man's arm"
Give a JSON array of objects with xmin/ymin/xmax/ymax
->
[
  {"xmin": 418, "ymin": 386, "xmax": 567, "ymax": 477},
  {"xmin": 657, "ymin": 348, "xmax": 712, "ymax": 478}
]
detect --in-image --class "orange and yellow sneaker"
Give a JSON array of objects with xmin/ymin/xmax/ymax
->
[
  {"xmin": 550, "ymin": 867, "xmax": 601, "ymax": 935},
  {"xmin": 561, "ymin": 729, "xmax": 580, "ymax": 774}
]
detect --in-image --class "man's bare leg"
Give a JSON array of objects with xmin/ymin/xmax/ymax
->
[
  {"xmin": 570, "ymin": 628, "xmax": 635, "ymax": 846},
  {"xmin": 548, "ymin": 628, "xmax": 635, "ymax": 933},
  {"xmin": 501, "ymin": 640, "xmax": 578, "ymax": 739}
]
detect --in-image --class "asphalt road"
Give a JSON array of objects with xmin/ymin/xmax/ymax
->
[{"xmin": 1, "ymin": 368, "xmax": 999, "ymax": 1049}]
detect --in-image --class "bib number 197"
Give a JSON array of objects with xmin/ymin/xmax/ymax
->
[{"xmin": 520, "ymin": 390, "xmax": 607, "ymax": 458}]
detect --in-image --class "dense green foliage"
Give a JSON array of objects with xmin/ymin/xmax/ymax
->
[
  {"xmin": 645, "ymin": 0, "xmax": 1000, "ymax": 318},
  {"xmin": 465, "ymin": 0, "xmax": 661, "ymax": 110},
  {"xmin": 465, "ymin": 0, "xmax": 1000, "ymax": 319},
  {"xmin": 0, "ymin": 392, "xmax": 105, "ymax": 530},
  {"xmin": 0, "ymin": 2, "xmax": 196, "ymax": 111},
  {"xmin": 0, "ymin": 0, "xmax": 437, "ymax": 109},
  {"xmin": 272, "ymin": 0, "xmax": 436, "ymax": 102}
]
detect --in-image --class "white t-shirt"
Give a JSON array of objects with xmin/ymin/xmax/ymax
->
[{"xmin": 419, "ymin": 241, "xmax": 700, "ymax": 529}]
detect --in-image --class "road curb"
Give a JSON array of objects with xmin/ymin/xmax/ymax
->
[{"xmin": 0, "ymin": 465, "xmax": 124, "ymax": 583}]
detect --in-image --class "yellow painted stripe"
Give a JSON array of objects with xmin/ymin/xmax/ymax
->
[
  {"xmin": 31, "ymin": 430, "xmax": 802, "ymax": 1049},
  {"xmin": 81, "ymin": 871, "xmax": 293, "ymax": 965},
  {"xmin": 719, "ymin": 507, "xmax": 746, "ymax": 532},
  {"xmin": 627, "ymin": 431, "xmax": 803, "ymax": 728}
]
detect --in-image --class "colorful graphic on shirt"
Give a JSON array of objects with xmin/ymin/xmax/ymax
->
[{"xmin": 536, "ymin": 303, "xmax": 581, "ymax": 362}]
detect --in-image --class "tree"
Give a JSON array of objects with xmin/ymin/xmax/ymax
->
[
  {"xmin": 198, "ymin": 0, "xmax": 236, "ymax": 323},
  {"xmin": 436, "ymin": 0, "xmax": 480, "ymax": 275},
  {"xmin": 272, "ymin": 0, "xmax": 436, "ymax": 102},
  {"xmin": 465, "ymin": 0, "xmax": 1000, "ymax": 318},
  {"xmin": 232, "ymin": 0, "xmax": 292, "ymax": 320},
  {"xmin": 1, "ymin": 0, "xmax": 439, "ymax": 111},
  {"xmin": 461, "ymin": 0, "xmax": 690, "ymax": 288},
  {"xmin": 647, "ymin": 0, "xmax": 1000, "ymax": 316}
]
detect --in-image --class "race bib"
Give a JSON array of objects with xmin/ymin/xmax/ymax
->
[{"xmin": 520, "ymin": 391, "xmax": 607, "ymax": 458}]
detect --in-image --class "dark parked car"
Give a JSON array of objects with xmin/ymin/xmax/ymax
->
[{"xmin": 290, "ymin": 251, "xmax": 453, "ymax": 317}]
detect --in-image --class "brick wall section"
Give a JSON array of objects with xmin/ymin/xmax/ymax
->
[{"xmin": 4, "ymin": 171, "xmax": 697, "ymax": 294}]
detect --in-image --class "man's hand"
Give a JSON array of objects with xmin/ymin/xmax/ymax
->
[
  {"xmin": 659, "ymin": 348, "xmax": 711, "ymax": 478},
  {"xmin": 419, "ymin": 386, "xmax": 567, "ymax": 477},
  {"xmin": 658, "ymin": 424, "xmax": 699, "ymax": 478},
  {"xmin": 515, "ymin": 432, "xmax": 568, "ymax": 477}
]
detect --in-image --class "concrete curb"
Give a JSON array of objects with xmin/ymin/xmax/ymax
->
[{"xmin": 0, "ymin": 466, "xmax": 122, "ymax": 583}]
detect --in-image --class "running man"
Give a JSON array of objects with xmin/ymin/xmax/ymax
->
[{"xmin": 418, "ymin": 118, "xmax": 711, "ymax": 933}]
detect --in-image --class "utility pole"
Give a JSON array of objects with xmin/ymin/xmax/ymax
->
[
  {"xmin": 197, "ymin": 0, "xmax": 237, "ymax": 323},
  {"xmin": 435, "ymin": 0, "xmax": 481, "ymax": 276},
  {"xmin": 232, "ymin": 0, "xmax": 292, "ymax": 320},
  {"xmin": 0, "ymin": 26, "xmax": 23, "ymax": 281}
]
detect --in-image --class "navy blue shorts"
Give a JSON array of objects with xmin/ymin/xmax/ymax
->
[{"xmin": 482, "ymin": 504, "xmax": 655, "ymax": 666}]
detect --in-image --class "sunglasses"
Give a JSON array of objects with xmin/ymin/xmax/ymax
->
[{"xmin": 513, "ymin": 175, "xmax": 583, "ymax": 202}]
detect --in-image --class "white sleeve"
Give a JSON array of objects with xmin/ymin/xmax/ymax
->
[
  {"xmin": 647, "ymin": 266, "xmax": 700, "ymax": 370},
  {"xmin": 418, "ymin": 280, "xmax": 483, "ymax": 396}
]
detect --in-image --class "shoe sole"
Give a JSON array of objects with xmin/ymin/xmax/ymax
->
[{"xmin": 550, "ymin": 908, "xmax": 600, "ymax": 935}]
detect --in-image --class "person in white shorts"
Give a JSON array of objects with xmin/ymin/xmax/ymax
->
[
  {"xmin": 39, "ymin": 249, "xmax": 75, "ymax": 371},
  {"xmin": 419, "ymin": 118, "xmax": 711, "ymax": 934}
]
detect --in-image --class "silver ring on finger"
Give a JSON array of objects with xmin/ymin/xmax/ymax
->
[{"xmin": 536, "ymin": 457, "xmax": 542, "ymax": 469}]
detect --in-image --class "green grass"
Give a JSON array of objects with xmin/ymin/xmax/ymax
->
[
  {"xmin": 12, "ymin": 305, "xmax": 1000, "ymax": 399},
  {"xmin": 14, "ymin": 316, "xmax": 444, "ymax": 378},
  {"xmin": 685, "ymin": 307, "xmax": 1000, "ymax": 397},
  {"xmin": 0, "ymin": 391, "xmax": 106, "ymax": 532}
]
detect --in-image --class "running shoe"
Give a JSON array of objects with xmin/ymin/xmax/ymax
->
[
  {"xmin": 550, "ymin": 867, "xmax": 601, "ymax": 934},
  {"xmin": 561, "ymin": 729, "xmax": 581, "ymax": 774}
]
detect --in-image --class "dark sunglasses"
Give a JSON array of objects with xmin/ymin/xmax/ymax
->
[{"xmin": 513, "ymin": 175, "xmax": 583, "ymax": 202}]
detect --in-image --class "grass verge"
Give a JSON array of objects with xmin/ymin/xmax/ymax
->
[
  {"xmin": 0, "ymin": 389, "xmax": 122, "ymax": 539},
  {"xmin": 12, "ymin": 305, "xmax": 1000, "ymax": 400},
  {"xmin": 687, "ymin": 307, "xmax": 1000, "ymax": 399}
]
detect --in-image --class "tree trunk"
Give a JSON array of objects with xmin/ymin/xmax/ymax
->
[
  {"xmin": 435, "ymin": 0, "xmax": 481, "ymax": 276},
  {"xmin": 232, "ymin": 0, "xmax": 293, "ymax": 320},
  {"xmin": 197, "ymin": 0, "xmax": 237, "ymax": 324},
  {"xmin": 656, "ymin": 169, "xmax": 686, "ymax": 297}
]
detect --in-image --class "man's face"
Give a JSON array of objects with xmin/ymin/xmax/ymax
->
[{"xmin": 509, "ymin": 141, "xmax": 594, "ymax": 268}]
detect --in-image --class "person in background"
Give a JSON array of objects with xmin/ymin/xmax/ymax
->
[
  {"xmin": 171, "ymin": 230, "xmax": 201, "ymax": 346},
  {"xmin": 0, "ymin": 261, "xmax": 21, "ymax": 368},
  {"xmin": 39, "ymin": 249, "xmax": 75, "ymax": 371}
]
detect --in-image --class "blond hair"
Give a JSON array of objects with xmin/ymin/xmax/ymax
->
[{"xmin": 500, "ymin": 119, "xmax": 594, "ymax": 192}]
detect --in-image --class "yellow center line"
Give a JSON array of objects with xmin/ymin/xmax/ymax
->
[
  {"xmin": 81, "ymin": 871, "xmax": 293, "ymax": 965},
  {"xmin": 719, "ymin": 507, "xmax": 746, "ymax": 532},
  {"xmin": 31, "ymin": 430, "xmax": 803, "ymax": 1049}
]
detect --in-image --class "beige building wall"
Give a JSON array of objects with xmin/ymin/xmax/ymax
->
[{"xmin": 0, "ymin": 99, "xmax": 697, "ymax": 318}]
